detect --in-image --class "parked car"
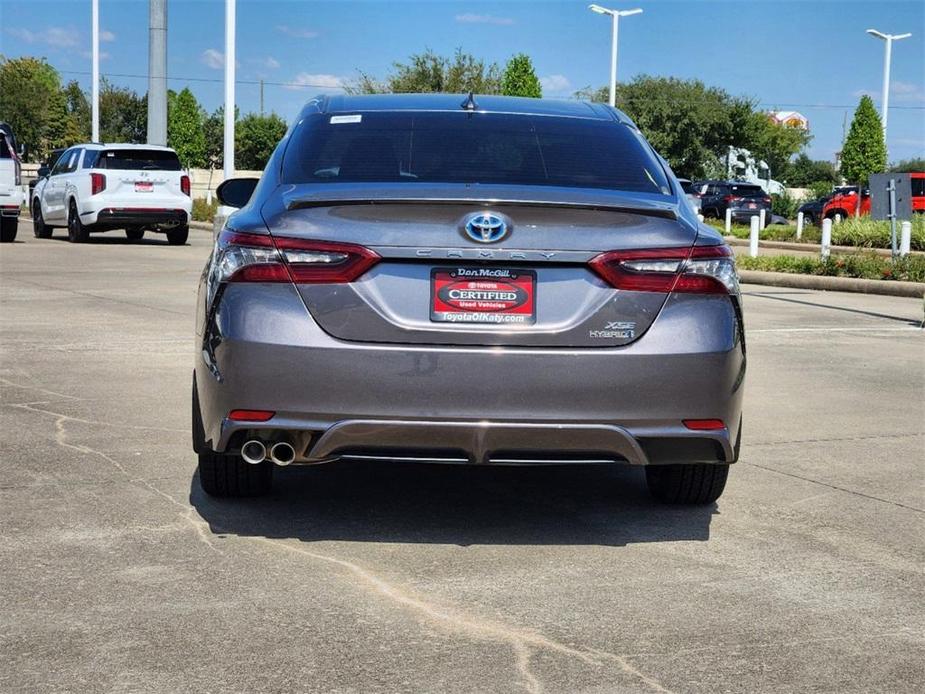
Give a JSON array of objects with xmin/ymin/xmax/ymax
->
[
  {"xmin": 28, "ymin": 147, "xmax": 67, "ymax": 201},
  {"xmin": 677, "ymin": 178, "xmax": 702, "ymax": 213},
  {"xmin": 694, "ymin": 180, "xmax": 771, "ymax": 226},
  {"xmin": 30, "ymin": 143, "xmax": 192, "ymax": 244},
  {"xmin": 193, "ymin": 94, "xmax": 745, "ymax": 505},
  {"xmin": 797, "ymin": 195, "xmax": 830, "ymax": 226},
  {"xmin": 0, "ymin": 122, "xmax": 24, "ymax": 242},
  {"xmin": 823, "ymin": 188, "xmax": 870, "ymax": 221}
]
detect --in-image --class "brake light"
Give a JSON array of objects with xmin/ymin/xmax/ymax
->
[
  {"xmin": 180, "ymin": 174, "xmax": 191, "ymax": 196},
  {"xmin": 763, "ymin": 197, "xmax": 771, "ymax": 205},
  {"xmin": 90, "ymin": 172, "xmax": 106, "ymax": 195},
  {"xmin": 723, "ymin": 195, "xmax": 735, "ymax": 203},
  {"xmin": 214, "ymin": 230, "xmax": 380, "ymax": 284},
  {"xmin": 589, "ymin": 245, "xmax": 739, "ymax": 295}
]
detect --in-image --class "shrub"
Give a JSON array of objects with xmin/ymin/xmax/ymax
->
[
  {"xmin": 771, "ymin": 190, "xmax": 801, "ymax": 219},
  {"xmin": 192, "ymin": 197, "xmax": 218, "ymax": 223},
  {"xmin": 737, "ymin": 252, "xmax": 925, "ymax": 283},
  {"xmin": 706, "ymin": 215, "xmax": 924, "ymax": 251}
]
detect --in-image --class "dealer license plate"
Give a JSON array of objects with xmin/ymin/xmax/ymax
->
[
  {"xmin": 135, "ymin": 182, "xmax": 154, "ymax": 193},
  {"xmin": 431, "ymin": 268, "xmax": 536, "ymax": 325}
]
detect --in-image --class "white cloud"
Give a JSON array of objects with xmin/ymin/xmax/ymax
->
[
  {"xmin": 540, "ymin": 74, "xmax": 572, "ymax": 96},
  {"xmin": 258, "ymin": 56, "xmax": 280, "ymax": 69},
  {"xmin": 100, "ymin": 29, "xmax": 115, "ymax": 42},
  {"xmin": 854, "ymin": 81, "xmax": 925, "ymax": 104},
  {"xmin": 276, "ymin": 25, "xmax": 320, "ymax": 39},
  {"xmin": 8, "ymin": 26, "xmax": 79, "ymax": 48},
  {"xmin": 284, "ymin": 73, "xmax": 344, "ymax": 91},
  {"xmin": 201, "ymin": 48, "xmax": 225, "ymax": 69},
  {"xmin": 80, "ymin": 50, "xmax": 111, "ymax": 61},
  {"xmin": 455, "ymin": 13, "xmax": 515, "ymax": 25}
]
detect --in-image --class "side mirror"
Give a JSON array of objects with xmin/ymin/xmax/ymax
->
[
  {"xmin": 38, "ymin": 165, "xmax": 50, "ymax": 178},
  {"xmin": 216, "ymin": 177, "xmax": 259, "ymax": 208}
]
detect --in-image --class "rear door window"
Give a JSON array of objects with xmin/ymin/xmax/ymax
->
[
  {"xmin": 729, "ymin": 184, "xmax": 764, "ymax": 197},
  {"xmin": 97, "ymin": 149, "xmax": 182, "ymax": 171},
  {"xmin": 911, "ymin": 177, "xmax": 925, "ymax": 197}
]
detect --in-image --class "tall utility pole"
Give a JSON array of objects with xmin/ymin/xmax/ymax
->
[
  {"xmin": 588, "ymin": 5, "xmax": 642, "ymax": 107},
  {"xmin": 224, "ymin": 0, "xmax": 236, "ymax": 180},
  {"xmin": 147, "ymin": 0, "xmax": 168, "ymax": 145},
  {"xmin": 91, "ymin": 0, "xmax": 99, "ymax": 141},
  {"xmin": 866, "ymin": 28, "xmax": 912, "ymax": 156}
]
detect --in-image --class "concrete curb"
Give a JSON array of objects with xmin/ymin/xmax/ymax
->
[
  {"xmin": 725, "ymin": 236, "xmax": 924, "ymax": 258},
  {"xmin": 190, "ymin": 221, "xmax": 213, "ymax": 232},
  {"xmin": 739, "ymin": 270, "xmax": 925, "ymax": 298}
]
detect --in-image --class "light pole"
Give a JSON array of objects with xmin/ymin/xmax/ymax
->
[
  {"xmin": 224, "ymin": 0, "xmax": 236, "ymax": 182},
  {"xmin": 865, "ymin": 29, "xmax": 912, "ymax": 150},
  {"xmin": 588, "ymin": 4, "xmax": 642, "ymax": 108},
  {"xmin": 91, "ymin": 0, "xmax": 99, "ymax": 141}
]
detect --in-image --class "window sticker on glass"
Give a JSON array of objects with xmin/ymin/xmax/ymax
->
[{"xmin": 330, "ymin": 115, "xmax": 362, "ymax": 124}]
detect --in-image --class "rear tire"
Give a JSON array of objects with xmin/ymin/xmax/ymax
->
[
  {"xmin": 0, "ymin": 217, "xmax": 16, "ymax": 243},
  {"xmin": 645, "ymin": 463, "xmax": 729, "ymax": 505},
  {"xmin": 166, "ymin": 225, "xmax": 189, "ymax": 246},
  {"xmin": 125, "ymin": 226, "xmax": 145, "ymax": 241},
  {"xmin": 67, "ymin": 200, "xmax": 89, "ymax": 243},
  {"xmin": 32, "ymin": 201, "xmax": 52, "ymax": 238},
  {"xmin": 198, "ymin": 451, "xmax": 273, "ymax": 497}
]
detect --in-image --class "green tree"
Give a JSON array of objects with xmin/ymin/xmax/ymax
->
[
  {"xmin": 100, "ymin": 80, "xmax": 147, "ymax": 143},
  {"xmin": 43, "ymin": 89, "xmax": 82, "ymax": 150},
  {"xmin": 782, "ymin": 153, "xmax": 838, "ymax": 187},
  {"xmin": 501, "ymin": 54, "xmax": 542, "ymax": 98},
  {"xmin": 0, "ymin": 56, "xmax": 61, "ymax": 161},
  {"xmin": 235, "ymin": 112, "xmax": 287, "ymax": 170},
  {"xmin": 349, "ymin": 49, "xmax": 502, "ymax": 95},
  {"xmin": 576, "ymin": 76, "xmax": 809, "ymax": 180},
  {"xmin": 62, "ymin": 80, "xmax": 91, "ymax": 142},
  {"xmin": 203, "ymin": 105, "xmax": 240, "ymax": 168},
  {"xmin": 889, "ymin": 158, "xmax": 925, "ymax": 173},
  {"xmin": 840, "ymin": 95, "xmax": 887, "ymax": 187},
  {"xmin": 167, "ymin": 87, "xmax": 206, "ymax": 167}
]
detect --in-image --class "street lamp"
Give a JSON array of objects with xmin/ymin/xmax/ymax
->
[
  {"xmin": 588, "ymin": 4, "xmax": 643, "ymax": 108},
  {"xmin": 865, "ymin": 28, "xmax": 912, "ymax": 149}
]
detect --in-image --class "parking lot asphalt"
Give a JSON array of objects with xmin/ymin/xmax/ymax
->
[{"xmin": 1, "ymin": 229, "xmax": 923, "ymax": 694}]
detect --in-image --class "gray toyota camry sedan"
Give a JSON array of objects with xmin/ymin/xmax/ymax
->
[{"xmin": 193, "ymin": 93, "xmax": 745, "ymax": 504}]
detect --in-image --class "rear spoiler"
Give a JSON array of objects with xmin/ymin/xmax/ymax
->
[{"xmin": 286, "ymin": 196, "xmax": 678, "ymax": 221}]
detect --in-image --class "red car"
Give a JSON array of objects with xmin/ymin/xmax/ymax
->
[{"xmin": 823, "ymin": 173, "xmax": 925, "ymax": 220}]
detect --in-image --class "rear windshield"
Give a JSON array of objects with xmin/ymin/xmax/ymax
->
[
  {"xmin": 729, "ymin": 184, "xmax": 764, "ymax": 197},
  {"xmin": 281, "ymin": 112, "xmax": 671, "ymax": 195},
  {"xmin": 88, "ymin": 149, "xmax": 181, "ymax": 171}
]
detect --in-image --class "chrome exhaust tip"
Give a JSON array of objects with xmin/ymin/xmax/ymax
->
[
  {"xmin": 241, "ymin": 439, "xmax": 267, "ymax": 465},
  {"xmin": 269, "ymin": 441, "xmax": 296, "ymax": 466}
]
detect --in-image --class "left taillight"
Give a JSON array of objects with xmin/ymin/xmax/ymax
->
[
  {"xmin": 90, "ymin": 172, "xmax": 106, "ymax": 195},
  {"xmin": 213, "ymin": 230, "xmax": 380, "ymax": 285},
  {"xmin": 589, "ymin": 245, "xmax": 739, "ymax": 295},
  {"xmin": 180, "ymin": 174, "xmax": 191, "ymax": 196}
]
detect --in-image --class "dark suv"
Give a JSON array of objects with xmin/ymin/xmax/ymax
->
[{"xmin": 694, "ymin": 180, "xmax": 771, "ymax": 226}]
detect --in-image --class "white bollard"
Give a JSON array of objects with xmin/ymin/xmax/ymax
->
[
  {"xmin": 697, "ymin": 213, "xmax": 704, "ymax": 223},
  {"xmin": 725, "ymin": 208, "xmax": 732, "ymax": 235},
  {"xmin": 834, "ymin": 213, "xmax": 842, "ymax": 225},
  {"xmin": 821, "ymin": 218, "xmax": 832, "ymax": 259},
  {"xmin": 759, "ymin": 208, "xmax": 766, "ymax": 230},
  {"xmin": 796, "ymin": 211, "xmax": 804, "ymax": 240},
  {"xmin": 749, "ymin": 216, "xmax": 760, "ymax": 258},
  {"xmin": 899, "ymin": 221, "xmax": 912, "ymax": 257}
]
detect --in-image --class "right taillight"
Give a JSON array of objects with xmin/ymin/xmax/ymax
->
[
  {"xmin": 212, "ymin": 230, "xmax": 380, "ymax": 285},
  {"xmin": 589, "ymin": 245, "xmax": 739, "ymax": 295},
  {"xmin": 90, "ymin": 172, "xmax": 106, "ymax": 195}
]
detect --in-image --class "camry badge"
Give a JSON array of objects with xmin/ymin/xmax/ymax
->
[{"xmin": 464, "ymin": 212, "xmax": 508, "ymax": 244}]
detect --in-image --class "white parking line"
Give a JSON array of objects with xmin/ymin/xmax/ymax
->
[{"xmin": 750, "ymin": 326, "xmax": 923, "ymax": 333}]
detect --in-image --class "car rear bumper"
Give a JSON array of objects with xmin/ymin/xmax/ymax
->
[
  {"xmin": 195, "ymin": 283, "xmax": 746, "ymax": 466},
  {"xmin": 81, "ymin": 205, "xmax": 190, "ymax": 228}
]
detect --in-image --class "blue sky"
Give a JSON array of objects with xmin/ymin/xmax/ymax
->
[{"xmin": 2, "ymin": 0, "xmax": 923, "ymax": 164}]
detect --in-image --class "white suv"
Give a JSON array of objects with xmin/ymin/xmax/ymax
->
[
  {"xmin": 0, "ymin": 124, "xmax": 24, "ymax": 243},
  {"xmin": 31, "ymin": 143, "xmax": 193, "ymax": 244}
]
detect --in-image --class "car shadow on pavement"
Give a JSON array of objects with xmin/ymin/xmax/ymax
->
[
  {"xmin": 189, "ymin": 461, "xmax": 717, "ymax": 547},
  {"xmin": 45, "ymin": 234, "xmax": 179, "ymax": 246}
]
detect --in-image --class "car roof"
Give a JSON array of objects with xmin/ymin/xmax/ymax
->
[
  {"xmin": 69, "ymin": 143, "xmax": 178, "ymax": 152},
  {"xmin": 310, "ymin": 93, "xmax": 625, "ymax": 122}
]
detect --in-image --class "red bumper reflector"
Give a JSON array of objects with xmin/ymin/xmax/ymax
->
[
  {"xmin": 229, "ymin": 409, "xmax": 275, "ymax": 422},
  {"xmin": 683, "ymin": 419, "xmax": 726, "ymax": 431}
]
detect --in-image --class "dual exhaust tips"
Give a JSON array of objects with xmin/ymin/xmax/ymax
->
[{"xmin": 241, "ymin": 439, "xmax": 295, "ymax": 466}]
